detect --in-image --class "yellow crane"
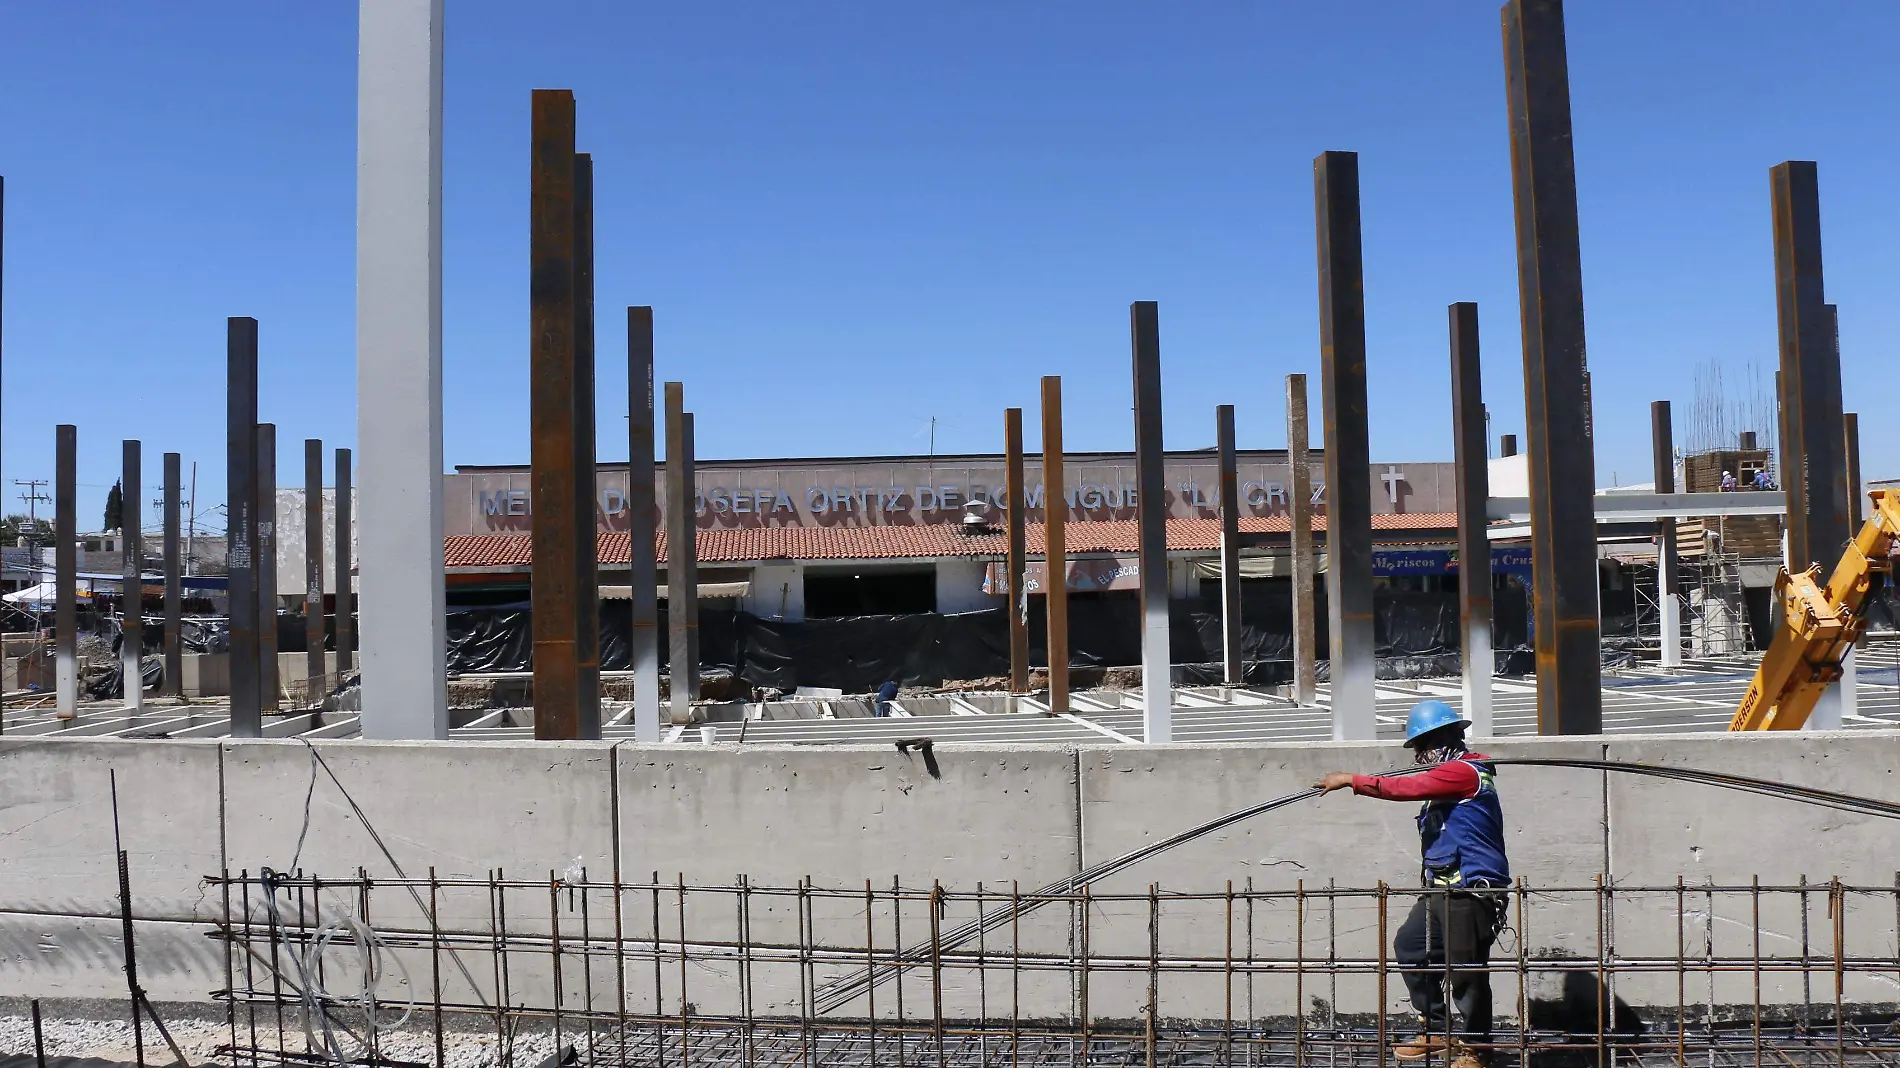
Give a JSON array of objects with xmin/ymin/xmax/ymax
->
[{"xmin": 1730, "ymin": 488, "xmax": 1900, "ymax": 730}]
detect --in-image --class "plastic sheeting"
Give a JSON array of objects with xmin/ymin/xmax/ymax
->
[{"xmin": 445, "ymin": 588, "xmax": 1509, "ymax": 693}]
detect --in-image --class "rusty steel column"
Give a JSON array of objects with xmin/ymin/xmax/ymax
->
[
  {"xmin": 1652, "ymin": 401, "xmax": 1682, "ymax": 668},
  {"xmin": 529, "ymin": 89, "xmax": 582, "ymax": 739},
  {"xmin": 226, "ymin": 318, "xmax": 261, "ymax": 736},
  {"xmin": 571, "ymin": 152, "xmax": 601, "ymax": 738},
  {"xmin": 1844, "ymin": 411, "xmax": 1862, "ymax": 528},
  {"xmin": 1839, "ymin": 407, "xmax": 1863, "ymax": 723},
  {"xmin": 334, "ymin": 448, "xmax": 353, "ymax": 675},
  {"xmin": 1216, "ymin": 404, "xmax": 1242, "ymax": 687},
  {"xmin": 257, "ymin": 424, "xmax": 279, "ymax": 711},
  {"xmin": 627, "ymin": 307, "xmax": 661, "ymax": 742},
  {"xmin": 1130, "ymin": 302, "xmax": 1171, "ymax": 741},
  {"xmin": 162, "ymin": 452, "xmax": 182, "ymax": 697},
  {"xmin": 1770, "ymin": 162, "xmax": 1847, "ymax": 575},
  {"xmin": 1041, "ymin": 375, "xmax": 1069, "ymax": 715},
  {"xmin": 1449, "ymin": 303, "xmax": 1491, "ymax": 734},
  {"xmin": 1313, "ymin": 150, "xmax": 1375, "ymax": 741},
  {"xmin": 1502, "ymin": 0, "xmax": 1602, "ymax": 734},
  {"xmin": 664, "ymin": 382, "xmax": 698, "ymax": 722},
  {"xmin": 1287, "ymin": 374, "xmax": 1317, "ymax": 705},
  {"xmin": 682, "ymin": 413, "xmax": 700, "ymax": 704},
  {"xmin": 304, "ymin": 439, "xmax": 326, "ymax": 704},
  {"xmin": 1499, "ymin": 434, "xmax": 1518, "ymax": 457},
  {"xmin": 1004, "ymin": 407, "xmax": 1030, "ymax": 695},
  {"xmin": 55, "ymin": 426, "xmax": 77, "ymax": 721},
  {"xmin": 120, "ymin": 441, "xmax": 143, "ymax": 711}
]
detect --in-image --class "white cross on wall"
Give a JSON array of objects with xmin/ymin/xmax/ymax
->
[{"xmin": 1381, "ymin": 466, "xmax": 1405, "ymax": 505}]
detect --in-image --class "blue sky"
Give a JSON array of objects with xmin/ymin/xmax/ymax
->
[{"xmin": 2, "ymin": 2, "xmax": 1895, "ymax": 533}]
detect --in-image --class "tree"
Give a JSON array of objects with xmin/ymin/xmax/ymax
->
[{"xmin": 104, "ymin": 480, "xmax": 124, "ymax": 532}]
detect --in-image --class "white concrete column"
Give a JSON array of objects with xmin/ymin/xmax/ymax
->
[
  {"xmin": 1809, "ymin": 646, "xmax": 1851, "ymax": 730},
  {"xmin": 1462, "ymin": 625, "xmax": 1492, "ymax": 738},
  {"xmin": 355, "ymin": 0, "xmax": 447, "ymax": 738},
  {"xmin": 1658, "ymin": 557, "xmax": 1681, "ymax": 669}
]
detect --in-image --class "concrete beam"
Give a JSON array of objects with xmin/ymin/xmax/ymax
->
[
  {"xmin": 226, "ymin": 319, "xmax": 261, "ymax": 737},
  {"xmin": 1486, "ymin": 491, "xmax": 1784, "ymax": 526},
  {"xmin": 1503, "ymin": 0, "xmax": 1602, "ymax": 735},
  {"xmin": 1129, "ymin": 302, "xmax": 1170, "ymax": 742},
  {"xmin": 1286, "ymin": 374, "xmax": 1317, "ymax": 705},
  {"xmin": 1004, "ymin": 407, "xmax": 1029, "ymax": 695},
  {"xmin": 1313, "ymin": 151, "xmax": 1374, "ymax": 741},
  {"xmin": 626, "ymin": 308, "xmax": 661, "ymax": 742},
  {"xmin": 1216, "ymin": 404, "xmax": 1241, "ymax": 687},
  {"xmin": 120, "ymin": 441, "xmax": 142, "ymax": 711},
  {"xmin": 355, "ymin": 0, "xmax": 446, "ymax": 738},
  {"xmin": 1041, "ymin": 375, "xmax": 1069, "ymax": 715},
  {"xmin": 1652, "ymin": 402, "xmax": 1682, "ymax": 668},
  {"xmin": 1449, "ymin": 303, "xmax": 1491, "ymax": 735}
]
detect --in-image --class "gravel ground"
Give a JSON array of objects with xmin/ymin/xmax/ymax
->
[{"xmin": 0, "ymin": 1012, "xmax": 563, "ymax": 1068}]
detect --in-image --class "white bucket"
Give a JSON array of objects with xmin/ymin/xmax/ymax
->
[{"xmin": 698, "ymin": 724, "xmax": 718, "ymax": 744}]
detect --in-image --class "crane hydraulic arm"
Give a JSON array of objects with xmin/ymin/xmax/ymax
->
[{"xmin": 1730, "ymin": 488, "xmax": 1900, "ymax": 731}]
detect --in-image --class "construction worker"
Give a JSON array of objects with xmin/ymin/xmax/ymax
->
[{"xmin": 1315, "ymin": 700, "xmax": 1507, "ymax": 1067}]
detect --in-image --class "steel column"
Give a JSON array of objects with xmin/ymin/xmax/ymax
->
[
  {"xmin": 162, "ymin": 452, "xmax": 182, "ymax": 697},
  {"xmin": 1839, "ymin": 408, "xmax": 1862, "ymax": 724},
  {"xmin": 1004, "ymin": 407, "xmax": 1030, "ymax": 695},
  {"xmin": 665, "ymin": 382, "xmax": 698, "ymax": 722},
  {"xmin": 1313, "ymin": 150, "xmax": 1375, "ymax": 740},
  {"xmin": 529, "ymin": 89, "xmax": 582, "ymax": 740},
  {"xmin": 1500, "ymin": 434, "xmax": 1518, "ymax": 457},
  {"xmin": 1502, "ymin": 0, "xmax": 1602, "ymax": 734},
  {"xmin": 1449, "ymin": 303, "xmax": 1491, "ymax": 734},
  {"xmin": 304, "ymin": 439, "xmax": 326, "ymax": 704},
  {"xmin": 55, "ymin": 426, "xmax": 77, "ymax": 721},
  {"xmin": 627, "ymin": 307, "xmax": 661, "ymax": 742},
  {"xmin": 1771, "ymin": 171, "xmax": 1847, "ymax": 576},
  {"xmin": 683, "ymin": 414, "xmax": 700, "ymax": 695},
  {"xmin": 571, "ymin": 152, "xmax": 601, "ymax": 738},
  {"xmin": 1286, "ymin": 374, "xmax": 1317, "ymax": 705},
  {"xmin": 1651, "ymin": 401, "xmax": 1682, "ymax": 668},
  {"xmin": 120, "ymin": 441, "xmax": 143, "ymax": 711},
  {"xmin": 1216, "ymin": 404, "xmax": 1242, "ymax": 687},
  {"xmin": 1844, "ymin": 412, "xmax": 1862, "ymax": 528},
  {"xmin": 1041, "ymin": 376, "xmax": 1069, "ymax": 715},
  {"xmin": 1129, "ymin": 302, "xmax": 1171, "ymax": 741},
  {"xmin": 226, "ymin": 318, "xmax": 261, "ymax": 737},
  {"xmin": 355, "ymin": 0, "xmax": 446, "ymax": 738},
  {"xmin": 334, "ymin": 448, "xmax": 354, "ymax": 675},
  {"xmin": 257, "ymin": 424, "xmax": 279, "ymax": 711}
]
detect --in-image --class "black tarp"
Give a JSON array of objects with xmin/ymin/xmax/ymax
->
[{"xmin": 444, "ymin": 587, "xmax": 1520, "ymax": 693}]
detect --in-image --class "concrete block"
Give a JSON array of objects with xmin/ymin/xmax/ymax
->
[
  {"xmin": 219, "ymin": 740, "xmax": 616, "ymax": 936},
  {"xmin": 181, "ymin": 653, "xmax": 229, "ymax": 698},
  {"xmin": 0, "ymin": 912, "xmax": 226, "ymax": 1002},
  {"xmin": 0, "ymin": 739, "xmax": 223, "ymax": 922}
]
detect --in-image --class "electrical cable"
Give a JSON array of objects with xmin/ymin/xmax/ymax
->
[{"xmin": 813, "ymin": 754, "xmax": 1900, "ymax": 1015}]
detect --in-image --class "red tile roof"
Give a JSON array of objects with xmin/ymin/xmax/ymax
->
[{"xmin": 444, "ymin": 513, "xmax": 1458, "ymax": 570}]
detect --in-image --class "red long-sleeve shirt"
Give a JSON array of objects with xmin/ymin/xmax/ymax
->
[{"xmin": 1351, "ymin": 755, "xmax": 1489, "ymax": 801}]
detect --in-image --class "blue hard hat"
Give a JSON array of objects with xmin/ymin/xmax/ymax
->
[{"xmin": 1403, "ymin": 699, "xmax": 1468, "ymax": 747}]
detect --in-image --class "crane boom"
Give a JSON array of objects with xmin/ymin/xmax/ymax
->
[{"xmin": 1729, "ymin": 488, "xmax": 1899, "ymax": 731}]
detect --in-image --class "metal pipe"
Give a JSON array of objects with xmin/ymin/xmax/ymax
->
[
  {"xmin": 55, "ymin": 425, "xmax": 78, "ymax": 721},
  {"xmin": 257, "ymin": 424, "xmax": 279, "ymax": 711},
  {"xmin": 1004, "ymin": 408, "xmax": 1029, "ymax": 696},
  {"xmin": 1129, "ymin": 302, "xmax": 1170, "ymax": 742},
  {"xmin": 529, "ymin": 88, "xmax": 581, "ymax": 739},
  {"xmin": 1449, "ymin": 303, "xmax": 1491, "ymax": 733},
  {"xmin": 1040, "ymin": 376, "xmax": 1068, "ymax": 716},
  {"xmin": 1286, "ymin": 375, "xmax": 1317, "ymax": 705},
  {"xmin": 162, "ymin": 452, "xmax": 182, "ymax": 697},
  {"xmin": 305, "ymin": 439, "xmax": 326, "ymax": 705},
  {"xmin": 1216, "ymin": 404, "xmax": 1241, "ymax": 687},
  {"xmin": 627, "ymin": 308, "xmax": 661, "ymax": 742},
  {"xmin": 1502, "ymin": 0, "xmax": 1603, "ymax": 734},
  {"xmin": 1313, "ymin": 151, "xmax": 1374, "ymax": 740},
  {"xmin": 226, "ymin": 319, "xmax": 261, "ymax": 736}
]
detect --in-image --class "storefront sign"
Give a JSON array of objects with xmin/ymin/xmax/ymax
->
[{"xmin": 981, "ymin": 558, "xmax": 1143, "ymax": 594}]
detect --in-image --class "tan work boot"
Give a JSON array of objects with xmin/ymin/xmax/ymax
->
[
  {"xmin": 1448, "ymin": 1052, "xmax": 1487, "ymax": 1068},
  {"xmin": 1394, "ymin": 1034, "xmax": 1451, "ymax": 1061}
]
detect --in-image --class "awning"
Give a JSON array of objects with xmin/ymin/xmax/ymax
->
[{"xmin": 600, "ymin": 581, "xmax": 751, "ymax": 601}]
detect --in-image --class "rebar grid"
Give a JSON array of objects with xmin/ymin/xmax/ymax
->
[{"xmin": 207, "ymin": 871, "xmax": 1900, "ymax": 1068}]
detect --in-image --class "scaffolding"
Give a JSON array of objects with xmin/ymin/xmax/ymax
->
[{"xmin": 208, "ymin": 870, "xmax": 1900, "ymax": 1068}]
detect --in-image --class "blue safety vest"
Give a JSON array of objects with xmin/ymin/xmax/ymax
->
[{"xmin": 1417, "ymin": 757, "xmax": 1510, "ymax": 888}]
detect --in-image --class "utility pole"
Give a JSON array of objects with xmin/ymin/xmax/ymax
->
[{"xmin": 15, "ymin": 479, "xmax": 49, "ymax": 558}]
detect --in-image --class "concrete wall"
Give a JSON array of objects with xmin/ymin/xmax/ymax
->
[
  {"xmin": 3, "ymin": 732, "xmax": 1896, "ymax": 1019},
  {"xmin": 934, "ymin": 557, "xmax": 995, "ymax": 615},
  {"xmin": 744, "ymin": 561, "xmax": 805, "ymax": 620}
]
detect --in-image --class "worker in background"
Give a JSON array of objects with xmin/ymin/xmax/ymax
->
[
  {"xmin": 873, "ymin": 680, "xmax": 899, "ymax": 717},
  {"xmin": 1721, "ymin": 469, "xmax": 1738, "ymax": 491},
  {"xmin": 1315, "ymin": 700, "xmax": 1508, "ymax": 1068}
]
